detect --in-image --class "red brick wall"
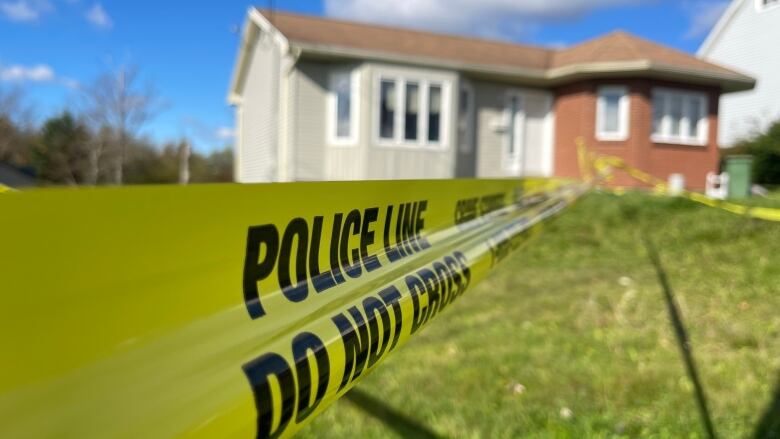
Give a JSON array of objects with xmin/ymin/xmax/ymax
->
[{"xmin": 553, "ymin": 79, "xmax": 720, "ymax": 189}]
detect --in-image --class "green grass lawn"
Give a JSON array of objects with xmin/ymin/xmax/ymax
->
[{"xmin": 298, "ymin": 192, "xmax": 780, "ymax": 439}]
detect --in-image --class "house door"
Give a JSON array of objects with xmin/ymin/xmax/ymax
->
[{"xmin": 503, "ymin": 90, "xmax": 553, "ymax": 177}]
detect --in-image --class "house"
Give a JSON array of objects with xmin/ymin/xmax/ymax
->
[
  {"xmin": 699, "ymin": 0, "xmax": 780, "ymax": 146},
  {"xmin": 228, "ymin": 8, "xmax": 755, "ymax": 188},
  {"xmin": 0, "ymin": 162, "xmax": 36, "ymax": 189}
]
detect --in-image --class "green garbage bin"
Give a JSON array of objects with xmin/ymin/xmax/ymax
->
[{"xmin": 725, "ymin": 155, "xmax": 753, "ymax": 199}]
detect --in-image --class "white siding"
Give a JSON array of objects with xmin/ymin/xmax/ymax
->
[
  {"xmin": 701, "ymin": 0, "xmax": 780, "ymax": 145},
  {"xmin": 239, "ymin": 52, "xmax": 558, "ymax": 181},
  {"xmin": 326, "ymin": 62, "xmax": 367, "ymax": 181},
  {"xmin": 236, "ymin": 32, "xmax": 281, "ymax": 182},
  {"xmin": 291, "ymin": 62, "xmax": 328, "ymax": 181},
  {"xmin": 284, "ymin": 60, "xmax": 367, "ymax": 181}
]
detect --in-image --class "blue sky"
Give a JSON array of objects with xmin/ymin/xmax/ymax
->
[{"xmin": 0, "ymin": 0, "xmax": 730, "ymax": 151}]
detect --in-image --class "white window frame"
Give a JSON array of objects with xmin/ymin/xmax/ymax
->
[
  {"xmin": 373, "ymin": 74, "xmax": 450, "ymax": 150},
  {"xmin": 651, "ymin": 87, "xmax": 709, "ymax": 146},
  {"xmin": 756, "ymin": 0, "xmax": 780, "ymax": 12},
  {"xmin": 326, "ymin": 68, "xmax": 360, "ymax": 146},
  {"xmin": 596, "ymin": 85, "xmax": 630, "ymax": 141}
]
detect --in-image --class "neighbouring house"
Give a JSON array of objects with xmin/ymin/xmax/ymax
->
[
  {"xmin": 229, "ymin": 8, "xmax": 755, "ymax": 188},
  {"xmin": 0, "ymin": 162, "xmax": 36, "ymax": 189},
  {"xmin": 699, "ymin": 0, "xmax": 780, "ymax": 147}
]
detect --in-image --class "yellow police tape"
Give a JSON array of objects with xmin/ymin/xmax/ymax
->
[
  {"xmin": 0, "ymin": 178, "xmax": 588, "ymax": 438},
  {"xmin": 0, "ymin": 184, "xmax": 12, "ymax": 193},
  {"xmin": 575, "ymin": 138, "xmax": 780, "ymax": 223}
]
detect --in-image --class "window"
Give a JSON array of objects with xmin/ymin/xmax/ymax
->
[
  {"xmin": 428, "ymin": 85, "xmax": 442, "ymax": 143},
  {"xmin": 327, "ymin": 69, "xmax": 359, "ymax": 145},
  {"xmin": 652, "ymin": 88, "xmax": 708, "ymax": 145},
  {"xmin": 404, "ymin": 82, "xmax": 419, "ymax": 141},
  {"xmin": 757, "ymin": 0, "xmax": 780, "ymax": 11},
  {"xmin": 669, "ymin": 94, "xmax": 683, "ymax": 136},
  {"xmin": 379, "ymin": 79, "xmax": 396, "ymax": 140},
  {"xmin": 596, "ymin": 86, "xmax": 630, "ymax": 141},
  {"xmin": 375, "ymin": 75, "xmax": 449, "ymax": 148}
]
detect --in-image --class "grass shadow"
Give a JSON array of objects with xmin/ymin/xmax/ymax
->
[
  {"xmin": 344, "ymin": 388, "xmax": 447, "ymax": 439},
  {"xmin": 611, "ymin": 195, "xmax": 718, "ymax": 438},
  {"xmin": 752, "ymin": 372, "xmax": 780, "ymax": 438},
  {"xmin": 642, "ymin": 233, "xmax": 718, "ymax": 439}
]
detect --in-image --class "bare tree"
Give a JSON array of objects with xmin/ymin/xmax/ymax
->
[
  {"xmin": 85, "ymin": 126, "xmax": 113, "ymax": 185},
  {"xmin": 82, "ymin": 64, "xmax": 163, "ymax": 185},
  {"xmin": 0, "ymin": 86, "xmax": 34, "ymax": 164},
  {"xmin": 178, "ymin": 139, "xmax": 190, "ymax": 185}
]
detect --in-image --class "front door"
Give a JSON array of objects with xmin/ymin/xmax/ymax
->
[{"xmin": 503, "ymin": 90, "xmax": 553, "ymax": 177}]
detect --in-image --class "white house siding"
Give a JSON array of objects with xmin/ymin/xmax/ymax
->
[
  {"xmin": 473, "ymin": 81, "xmax": 554, "ymax": 178},
  {"xmin": 290, "ymin": 61, "xmax": 328, "ymax": 181},
  {"xmin": 326, "ymin": 62, "xmax": 368, "ymax": 181},
  {"xmin": 236, "ymin": 31, "xmax": 281, "ymax": 182},
  {"xmin": 700, "ymin": 0, "xmax": 780, "ymax": 146},
  {"xmin": 285, "ymin": 60, "xmax": 461, "ymax": 181}
]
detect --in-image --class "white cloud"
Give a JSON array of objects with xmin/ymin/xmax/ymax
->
[
  {"xmin": 683, "ymin": 1, "xmax": 729, "ymax": 39},
  {"xmin": 0, "ymin": 63, "xmax": 78, "ymax": 89},
  {"xmin": 181, "ymin": 117, "xmax": 236, "ymax": 146},
  {"xmin": 0, "ymin": 0, "xmax": 52, "ymax": 22},
  {"xmin": 0, "ymin": 64, "xmax": 54, "ymax": 82},
  {"xmin": 85, "ymin": 2, "xmax": 111, "ymax": 29},
  {"xmin": 60, "ymin": 77, "xmax": 81, "ymax": 89},
  {"xmin": 215, "ymin": 126, "xmax": 235, "ymax": 140},
  {"xmin": 324, "ymin": 0, "xmax": 647, "ymax": 40}
]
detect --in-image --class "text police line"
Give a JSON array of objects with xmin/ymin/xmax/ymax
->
[{"xmin": 243, "ymin": 201, "xmax": 431, "ymax": 319}]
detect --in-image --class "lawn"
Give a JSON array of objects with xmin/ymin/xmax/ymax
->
[{"xmin": 297, "ymin": 191, "xmax": 780, "ymax": 439}]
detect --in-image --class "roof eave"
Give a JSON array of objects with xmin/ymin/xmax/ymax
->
[
  {"xmin": 643, "ymin": 62, "xmax": 756, "ymax": 93},
  {"xmin": 291, "ymin": 43, "xmax": 756, "ymax": 92},
  {"xmin": 546, "ymin": 60, "xmax": 756, "ymax": 93},
  {"xmin": 227, "ymin": 8, "xmax": 290, "ymax": 105},
  {"xmin": 227, "ymin": 12, "xmax": 258, "ymax": 105},
  {"xmin": 292, "ymin": 41, "xmax": 549, "ymax": 81}
]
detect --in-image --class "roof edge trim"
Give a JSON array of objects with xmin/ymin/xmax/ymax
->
[
  {"xmin": 291, "ymin": 41, "xmax": 756, "ymax": 92},
  {"xmin": 227, "ymin": 7, "xmax": 291, "ymax": 104},
  {"xmin": 698, "ymin": 0, "xmax": 744, "ymax": 57}
]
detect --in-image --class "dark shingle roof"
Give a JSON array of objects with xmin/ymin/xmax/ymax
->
[{"xmin": 261, "ymin": 10, "xmax": 748, "ymax": 81}]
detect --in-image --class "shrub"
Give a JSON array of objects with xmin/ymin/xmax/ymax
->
[{"xmin": 723, "ymin": 120, "xmax": 780, "ymax": 185}]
